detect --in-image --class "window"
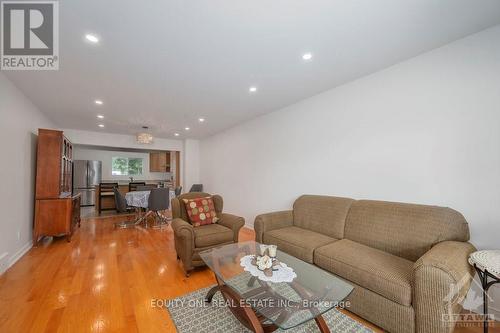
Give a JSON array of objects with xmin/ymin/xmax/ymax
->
[{"xmin": 112, "ymin": 157, "xmax": 143, "ymax": 176}]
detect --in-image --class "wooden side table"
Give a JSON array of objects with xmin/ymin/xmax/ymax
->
[{"xmin": 469, "ymin": 250, "xmax": 500, "ymax": 333}]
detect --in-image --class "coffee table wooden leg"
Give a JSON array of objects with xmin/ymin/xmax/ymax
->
[
  {"xmin": 247, "ymin": 275, "xmax": 257, "ymax": 287},
  {"xmin": 314, "ymin": 314, "xmax": 330, "ymax": 333},
  {"xmin": 219, "ymin": 284, "xmax": 268, "ymax": 333},
  {"xmin": 205, "ymin": 285, "xmax": 220, "ymax": 303}
]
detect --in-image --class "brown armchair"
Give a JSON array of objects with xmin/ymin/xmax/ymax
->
[{"xmin": 171, "ymin": 192, "xmax": 245, "ymax": 276}]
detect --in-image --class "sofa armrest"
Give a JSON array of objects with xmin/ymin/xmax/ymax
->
[
  {"xmin": 413, "ymin": 241, "xmax": 476, "ymax": 333},
  {"xmin": 254, "ymin": 210, "xmax": 293, "ymax": 243},
  {"xmin": 219, "ymin": 213, "xmax": 245, "ymax": 242}
]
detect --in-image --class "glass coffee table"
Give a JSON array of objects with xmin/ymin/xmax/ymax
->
[{"xmin": 199, "ymin": 241, "xmax": 353, "ymax": 333}]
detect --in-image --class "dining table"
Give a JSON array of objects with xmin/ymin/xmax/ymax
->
[{"xmin": 115, "ymin": 189, "xmax": 175, "ymax": 228}]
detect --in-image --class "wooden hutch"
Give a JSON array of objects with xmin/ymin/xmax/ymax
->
[{"xmin": 34, "ymin": 129, "xmax": 81, "ymax": 245}]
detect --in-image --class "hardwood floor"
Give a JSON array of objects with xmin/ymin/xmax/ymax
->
[{"xmin": 0, "ymin": 214, "xmax": 496, "ymax": 332}]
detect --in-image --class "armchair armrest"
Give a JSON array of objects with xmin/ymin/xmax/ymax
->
[
  {"xmin": 218, "ymin": 213, "xmax": 245, "ymax": 242},
  {"xmin": 171, "ymin": 218, "xmax": 195, "ymax": 270},
  {"xmin": 413, "ymin": 241, "xmax": 476, "ymax": 333},
  {"xmin": 254, "ymin": 210, "xmax": 293, "ymax": 243},
  {"xmin": 171, "ymin": 218, "xmax": 194, "ymax": 243}
]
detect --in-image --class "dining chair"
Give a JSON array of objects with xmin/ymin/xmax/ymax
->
[
  {"xmin": 174, "ymin": 186, "xmax": 182, "ymax": 197},
  {"xmin": 113, "ymin": 187, "xmax": 133, "ymax": 213},
  {"xmin": 189, "ymin": 184, "xmax": 203, "ymax": 192},
  {"xmin": 148, "ymin": 188, "xmax": 171, "ymax": 227},
  {"xmin": 128, "ymin": 182, "xmax": 146, "ymax": 192},
  {"xmin": 113, "ymin": 188, "xmax": 140, "ymax": 228}
]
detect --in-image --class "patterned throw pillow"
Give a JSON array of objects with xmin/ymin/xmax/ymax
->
[{"xmin": 182, "ymin": 196, "xmax": 219, "ymax": 226}]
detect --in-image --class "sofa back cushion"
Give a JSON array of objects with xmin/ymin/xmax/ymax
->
[
  {"xmin": 293, "ymin": 195, "xmax": 354, "ymax": 239},
  {"xmin": 344, "ymin": 200, "xmax": 470, "ymax": 261}
]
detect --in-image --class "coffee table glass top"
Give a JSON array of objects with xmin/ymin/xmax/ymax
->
[{"xmin": 199, "ymin": 241, "xmax": 353, "ymax": 330}]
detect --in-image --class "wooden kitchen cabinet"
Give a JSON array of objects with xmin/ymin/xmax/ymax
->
[{"xmin": 149, "ymin": 151, "xmax": 171, "ymax": 172}]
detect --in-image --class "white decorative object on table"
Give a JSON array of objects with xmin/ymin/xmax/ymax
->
[
  {"xmin": 469, "ymin": 250, "xmax": 500, "ymax": 279},
  {"xmin": 256, "ymin": 255, "xmax": 273, "ymax": 271},
  {"xmin": 268, "ymin": 245, "xmax": 277, "ymax": 258},
  {"xmin": 240, "ymin": 255, "xmax": 297, "ymax": 283},
  {"xmin": 258, "ymin": 244, "xmax": 268, "ymax": 256}
]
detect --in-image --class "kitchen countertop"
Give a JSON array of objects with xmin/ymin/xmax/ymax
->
[{"xmin": 101, "ymin": 180, "xmax": 172, "ymax": 185}]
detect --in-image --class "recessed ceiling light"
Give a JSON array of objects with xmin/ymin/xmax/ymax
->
[
  {"xmin": 98, "ymin": 124, "xmax": 104, "ymax": 128},
  {"xmin": 249, "ymin": 86, "xmax": 257, "ymax": 93},
  {"xmin": 198, "ymin": 118, "xmax": 205, "ymax": 122},
  {"xmin": 184, "ymin": 127, "xmax": 190, "ymax": 131},
  {"xmin": 95, "ymin": 100, "xmax": 103, "ymax": 105},
  {"xmin": 85, "ymin": 34, "xmax": 99, "ymax": 43},
  {"xmin": 174, "ymin": 133, "xmax": 180, "ymax": 137},
  {"xmin": 302, "ymin": 53, "xmax": 313, "ymax": 61},
  {"xmin": 97, "ymin": 114, "xmax": 104, "ymax": 119}
]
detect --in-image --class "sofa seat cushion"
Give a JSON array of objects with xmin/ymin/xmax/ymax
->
[
  {"xmin": 263, "ymin": 226, "xmax": 337, "ymax": 263},
  {"xmin": 314, "ymin": 239, "xmax": 414, "ymax": 306},
  {"xmin": 194, "ymin": 224, "xmax": 233, "ymax": 248}
]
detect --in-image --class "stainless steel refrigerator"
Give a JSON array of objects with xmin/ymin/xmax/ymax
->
[{"xmin": 73, "ymin": 160, "xmax": 102, "ymax": 206}]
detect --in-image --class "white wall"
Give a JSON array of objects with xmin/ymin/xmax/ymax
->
[
  {"xmin": 64, "ymin": 129, "xmax": 183, "ymax": 151},
  {"xmin": 73, "ymin": 146, "xmax": 171, "ymax": 182},
  {"xmin": 0, "ymin": 73, "xmax": 56, "ymax": 274},
  {"xmin": 200, "ymin": 25, "xmax": 500, "ymax": 251},
  {"xmin": 183, "ymin": 139, "xmax": 200, "ymax": 192}
]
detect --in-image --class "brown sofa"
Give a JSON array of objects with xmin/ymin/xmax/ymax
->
[
  {"xmin": 171, "ymin": 192, "xmax": 245, "ymax": 276},
  {"xmin": 255, "ymin": 195, "xmax": 476, "ymax": 333}
]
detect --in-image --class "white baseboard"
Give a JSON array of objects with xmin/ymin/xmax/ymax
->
[
  {"xmin": 0, "ymin": 241, "xmax": 33, "ymax": 275},
  {"xmin": 0, "ymin": 252, "xmax": 8, "ymax": 275}
]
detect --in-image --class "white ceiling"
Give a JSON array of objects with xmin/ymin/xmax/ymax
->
[{"xmin": 5, "ymin": 0, "xmax": 500, "ymax": 139}]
